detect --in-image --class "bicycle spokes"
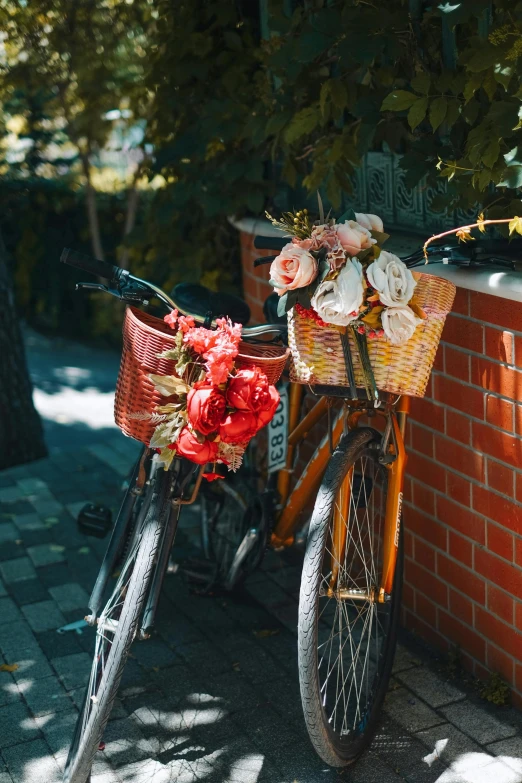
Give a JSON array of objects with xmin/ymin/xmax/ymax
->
[{"xmin": 317, "ymin": 454, "xmax": 388, "ymax": 738}]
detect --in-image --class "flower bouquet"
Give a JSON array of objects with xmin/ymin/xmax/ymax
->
[
  {"xmin": 128, "ymin": 310, "xmax": 279, "ymax": 473},
  {"xmin": 267, "ymin": 203, "xmax": 455, "ymax": 398}
]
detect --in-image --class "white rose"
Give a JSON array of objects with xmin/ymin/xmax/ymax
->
[
  {"xmin": 366, "ymin": 250, "xmax": 416, "ymax": 307},
  {"xmin": 354, "ymin": 212, "xmax": 384, "ymax": 233},
  {"xmin": 311, "ymin": 258, "xmax": 364, "ymax": 327},
  {"xmin": 381, "ymin": 306, "xmax": 423, "ymax": 345}
]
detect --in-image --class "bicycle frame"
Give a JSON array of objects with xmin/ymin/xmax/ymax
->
[{"xmin": 270, "ymin": 385, "xmax": 410, "ymax": 603}]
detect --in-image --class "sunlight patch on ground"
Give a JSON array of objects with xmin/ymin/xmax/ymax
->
[
  {"xmin": 435, "ymin": 751, "xmax": 522, "ymax": 783},
  {"xmin": 33, "ymin": 386, "xmax": 117, "ymax": 429}
]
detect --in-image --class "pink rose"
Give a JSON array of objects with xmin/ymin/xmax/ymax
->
[
  {"xmin": 336, "ymin": 220, "xmax": 374, "ymax": 255},
  {"xmin": 309, "ymin": 225, "xmax": 339, "ymax": 251},
  {"xmin": 269, "ymin": 243, "xmax": 318, "ymax": 296},
  {"xmin": 354, "ymin": 212, "xmax": 384, "ymax": 233}
]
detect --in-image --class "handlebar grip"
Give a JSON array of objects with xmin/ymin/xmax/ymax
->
[
  {"xmin": 60, "ymin": 248, "xmax": 123, "ymax": 282},
  {"xmin": 253, "ymin": 235, "xmax": 286, "ymax": 251}
]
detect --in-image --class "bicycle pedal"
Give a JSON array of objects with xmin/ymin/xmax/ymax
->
[{"xmin": 77, "ymin": 504, "xmax": 113, "ymax": 538}]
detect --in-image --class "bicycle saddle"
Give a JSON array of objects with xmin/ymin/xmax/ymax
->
[{"xmin": 170, "ymin": 282, "xmax": 251, "ymax": 325}]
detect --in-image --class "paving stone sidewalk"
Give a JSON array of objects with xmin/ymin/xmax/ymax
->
[
  {"xmin": 1, "ymin": 436, "xmax": 522, "ymax": 783},
  {"xmin": 1, "ymin": 327, "xmax": 521, "ymax": 782}
]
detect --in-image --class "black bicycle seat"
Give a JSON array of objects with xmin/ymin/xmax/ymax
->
[
  {"xmin": 170, "ymin": 283, "xmax": 251, "ymax": 325},
  {"xmin": 263, "ymin": 292, "xmax": 287, "ymax": 325}
]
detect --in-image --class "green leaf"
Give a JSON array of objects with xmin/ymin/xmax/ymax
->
[
  {"xmin": 465, "ymin": 42, "xmax": 501, "ymax": 73},
  {"xmin": 411, "ymin": 72, "xmax": 431, "ymax": 95},
  {"xmin": 494, "ymin": 64, "xmax": 513, "ymax": 90},
  {"xmin": 285, "ymin": 289, "xmax": 299, "ymax": 313},
  {"xmin": 482, "ymin": 70, "xmax": 497, "ymax": 101},
  {"xmin": 498, "ymin": 147, "xmax": 522, "ymax": 189},
  {"xmin": 477, "ymin": 167, "xmax": 492, "ymax": 190},
  {"xmin": 462, "ymin": 98, "xmax": 480, "ymax": 125},
  {"xmin": 381, "ymin": 90, "xmax": 417, "ymax": 112},
  {"xmin": 482, "ymin": 138, "xmax": 500, "ymax": 169},
  {"xmin": 265, "ymin": 112, "xmax": 292, "ymax": 137},
  {"xmin": 277, "ymin": 293, "xmax": 288, "ymax": 317},
  {"xmin": 463, "ymin": 72, "xmax": 483, "ymax": 103},
  {"xmin": 329, "ymin": 79, "xmax": 348, "ymax": 110},
  {"xmin": 408, "ymin": 97, "xmax": 428, "ymax": 131},
  {"xmin": 284, "ymin": 105, "xmax": 320, "ymax": 144},
  {"xmin": 326, "ymin": 175, "xmax": 342, "ymax": 208},
  {"xmin": 337, "ymin": 208, "xmax": 356, "ymax": 223},
  {"xmin": 320, "ymin": 79, "xmax": 348, "ymax": 118},
  {"xmin": 445, "ymin": 99, "xmax": 461, "ymax": 128},
  {"xmin": 429, "ymin": 96, "xmax": 448, "ymax": 131}
]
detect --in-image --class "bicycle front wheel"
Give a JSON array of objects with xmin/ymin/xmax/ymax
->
[
  {"xmin": 298, "ymin": 427, "xmax": 403, "ymax": 767},
  {"xmin": 63, "ymin": 467, "xmax": 174, "ymax": 783}
]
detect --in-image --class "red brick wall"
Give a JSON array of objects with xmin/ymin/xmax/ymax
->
[
  {"xmin": 403, "ymin": 287, "xmax": 522, "ymax": 704},
  {"xmin": 239, "ymin": 229, "xmax": 522, "ymax": 704}
]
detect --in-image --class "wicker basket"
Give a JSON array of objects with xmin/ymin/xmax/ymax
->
[
  {"xmin": 288, "ymin": 272, "xmax": 456, "ymax": 398},
  {"xmin": 114, "ymin": 307, "xmax": 289, "ymax": 445}
]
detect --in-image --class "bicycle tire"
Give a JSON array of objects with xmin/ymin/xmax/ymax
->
[
  {"xmin": 63, "ymin": 467, "xmax": 173, "ymax": 783},
  {"xmin": 298, "ymin": 427, "xmax": 403, "ymax": 767},
  {"xmin": 200, "ymin": 442, "xmax": 268, "ymax": 590}
]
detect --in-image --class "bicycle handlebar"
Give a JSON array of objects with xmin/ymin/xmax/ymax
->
[
  {"xmin": 253, "ymin": 234, "xmax": 522, "ymax": 269},
  {"xmin": 60, "ymin": 248, "xmax": 124, "ymax": 284}
]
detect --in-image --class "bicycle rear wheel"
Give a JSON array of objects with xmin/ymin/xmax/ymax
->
[
  {"xmin": 298, "ymin": 427, "xmax": 403, "ymax": 767},
  {"xmin": 200, "ymin": 441, "xmax": 268, "ymax": 589},
  {"xmin": 63, "ymin": 466, "xmax": 174, "ymax": 783}
]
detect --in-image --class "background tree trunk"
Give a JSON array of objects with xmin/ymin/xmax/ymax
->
[
  {"xmin": 0, "ymin": 229, "xmax": 47, "ymax": 470},
  {"xmin": 80, "ymin": 152, "xmax": 105, "ymax": 262}
]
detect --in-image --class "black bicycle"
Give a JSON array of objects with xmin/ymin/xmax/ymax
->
[{"xmin": 59, "ymin": 249, "xmax": 283, "ymax": 783}]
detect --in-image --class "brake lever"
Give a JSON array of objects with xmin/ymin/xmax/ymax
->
[
  {"xmin": 75, "ymin": 282, "xmax": 110, "ymax": 293},
  {"xmin": 75, "ymin": 280, "xmax": 151, "ymax": 305}
]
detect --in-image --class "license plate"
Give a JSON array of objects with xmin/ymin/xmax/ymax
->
[{"xmin": 268, "ymin": 383, "xmax": 288, "ymax": 473}]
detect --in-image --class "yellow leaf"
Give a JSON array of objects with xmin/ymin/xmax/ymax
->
[
  {"xmin": 148, "ymin": 374, "xmax": 190, "ymax": 397},
  {"xmin": 456, "ymin": 228, "xmax": 474, "ymax": 243},
  {"xmin": 477, "ymin": 212, "xmax": 486, "ymax": 233},
  {"xmin": 409, "ymin": 301, "xmax": 427, "ymax": 320},
  {"xmin": 508, "ymin": 216, "xmax": 522, "ymax": 236},
  {"xmin": 0, "ymin": 663, "xmax": 19, "ymax": 672},
  {"xmin": 361, "ymin": 306, "xmax": 384, "ymax": 329},
  {"xmin": 253, "ymin": 629, "xmax": 280, "ymax": 639}
]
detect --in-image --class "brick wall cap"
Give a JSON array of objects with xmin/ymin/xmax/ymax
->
[
  {"xmin": 229, "ymin": 215, "xmax": 286, "ymax": 239},
  {"xmin": 421, "ymin": 263, "xmax": 522, "ymax": 304}
]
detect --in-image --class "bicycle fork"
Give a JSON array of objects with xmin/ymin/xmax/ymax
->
[{"xmin": 328, "ymin": 396, "xmax": 409, "ymax": 604}]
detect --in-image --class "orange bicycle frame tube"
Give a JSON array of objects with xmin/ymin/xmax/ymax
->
[
  {"xmin": 379, "ymin": 395, "xmax": 409, "ymax": 601},
  {"xmin": 272, "ymin": 400, "xmax": 344, "ymax": 548}
]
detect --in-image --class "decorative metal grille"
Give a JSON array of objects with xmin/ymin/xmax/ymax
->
[{"xmin": 344, "ymin": 151, "xmax": 477, "ymax": 235}]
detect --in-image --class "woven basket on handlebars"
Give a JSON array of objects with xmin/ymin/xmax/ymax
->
[
  {"xmin": 114, "ymin": 306, "xmax": 289, "ymax": 445},
  {"xmin": 288, "ymin": 272, "xmax": 456, "ymax": 398}
]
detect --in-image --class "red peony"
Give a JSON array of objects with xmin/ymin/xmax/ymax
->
[
  {"xmin": 256, "ymin": 385, "xmax": 280, "ymax": 429},
  {"xmin": 186, "ymin": 382, "xmax": 226, "ymax": 435},
  {"xmin": 226, "ymin": 368, "xmax": 272, "ymax": 413},
  {"xmin": 219, "ymin": 410, "xmax": 259, "ymax": 444},
  {"xmin": 172, "ymin": 427, "xmax": 219, "ymax": 465}
]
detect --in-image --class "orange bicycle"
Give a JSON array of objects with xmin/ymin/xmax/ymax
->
[
  {"xmin": 199, "ymin": 230, "xmax": 517, "ymax": 766},
  {"xmin": 201, "ymin": 354, "xmax": 409, "ymax": 766}
]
